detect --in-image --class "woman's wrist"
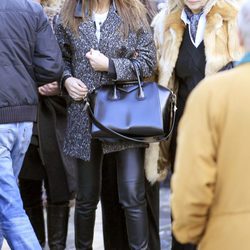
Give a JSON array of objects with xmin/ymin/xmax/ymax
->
[{"xmin": 62, "ymin": 75, "xmax": 72, "ymax": 87}]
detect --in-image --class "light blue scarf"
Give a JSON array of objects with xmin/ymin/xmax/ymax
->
[{"xmin": 237, "ymin": 52, "xmax": 250, "ymax": 66}]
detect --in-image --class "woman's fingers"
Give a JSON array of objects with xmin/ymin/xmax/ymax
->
[
  {"xmin": 86, "ymin": 49, "xmax": 108, "ymax": 71},
  {"xmin": 39, "ymin": 82, "xmax": 60, "ymax": 96},
  {"xmin": 65, "ymin": 77, "xmax": 88, "ymax": 100}
]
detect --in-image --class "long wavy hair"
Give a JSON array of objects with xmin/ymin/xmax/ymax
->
[
  {"xmin": 61, "ymin": 0, "xmax": 149, "ymax": 35},
  {"xmin": 40, "ymin": 0, "xmax": 57, "ymax": 6},
  {"xmin": 171, "ymin": 0, "xmax": 228, "ymax": 14},
  {"xmin": 141, "ymin": 0, "xmax": 157, "ymax": 22}
]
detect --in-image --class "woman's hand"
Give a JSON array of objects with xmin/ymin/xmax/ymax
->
[
  {"xmin": 38, "ymin": 82, "xmax": 60, "ymax": 96},
  {"xmin": 86, "ymin": 48, "xmax": 109, "ymax": 72},
  {"xmin": 64, "ymin": 77, "xmax": 88, "ymax": 101}
]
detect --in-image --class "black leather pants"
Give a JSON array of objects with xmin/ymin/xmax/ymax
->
[
  {"xmin": 75, "ymin": 141, "xmax": 148, "ymax": 250},
  {"xmin": 101, "ymin": 152, "xmax": 160, "ymax": 250}
]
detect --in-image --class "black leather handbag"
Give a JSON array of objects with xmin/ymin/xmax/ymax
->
[{"xmin": 86, "ymin": 60, "xmax": 176, "ymax": 143}]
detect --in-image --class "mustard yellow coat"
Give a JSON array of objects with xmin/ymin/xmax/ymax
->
[{"xmin": 171, "ymin": 63, "xmax": 250, "ymax": 250}]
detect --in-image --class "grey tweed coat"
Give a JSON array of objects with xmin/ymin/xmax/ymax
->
[{"xmin": 55, "ymin": 3, "xmax": 157, "ymax": 161}]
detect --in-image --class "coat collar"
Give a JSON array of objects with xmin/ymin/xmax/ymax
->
[
  {"xmin": 78, "ymin": 2, "xmax": 121, "ymax": 50},
  {"xmin": 205, "ymin": 0, "xmax": 238, "ymax": 33},
  {"xmin": 165, "ymin": 0, "xmax": 238, "ymax": 32}
]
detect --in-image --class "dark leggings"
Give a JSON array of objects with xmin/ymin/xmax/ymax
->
[{"xmin": 75, "ymin": 141, "xmax": 148, "ymax": 250}]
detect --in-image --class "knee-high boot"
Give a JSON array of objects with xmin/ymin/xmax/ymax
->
[
  {"xmin": 47, "ymin": 205, "xmax": 70, "ymax": 250},
  {"xmin": 25, "ymin": 205, "xmax": 46, "ymax": 248}
]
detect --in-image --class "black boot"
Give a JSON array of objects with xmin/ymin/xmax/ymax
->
[
  {"xmin": 47, "ymin": 205, "xmax": 70, "ymax": 250},
  {"xmin": 25, "ymin": 205, "xmax": 46, "ymax": 248}
]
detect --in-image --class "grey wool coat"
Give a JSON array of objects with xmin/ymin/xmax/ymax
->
[{"xmin": 55, "ymin": 3, "xmax": 157, "ymax": 161}]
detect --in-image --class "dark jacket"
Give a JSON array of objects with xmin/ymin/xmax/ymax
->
[
  {"xmin": 55, "ymin": 3, "xmax": 156, "ymax": 161},
  {"xmin": 19, "ymin": 8, "xmax": 76, "ymax": 203},
  {"xmin": 0, "ymin": 0, "xmax": 63, "ymax": 124},
  {"xmin": 19, "ymin": 96, "xmax": 77, "ymax": 202}
]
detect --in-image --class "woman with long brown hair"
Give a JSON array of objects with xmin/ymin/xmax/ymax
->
[
  {"xmin": 55, "ymin": 0, "xmax": 156, "ymax": 249},
  {"xmin": 100, "ymin": 1, "xmax": 161, "ymax": 249}
]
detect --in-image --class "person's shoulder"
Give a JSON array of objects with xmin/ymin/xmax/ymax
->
[
  {"xmin": 208, "ymin": 0, "xmax": 239, "ymax": 18},
  {"xmin": 191, "ymin": 66, "xmax": 245, "ymax": 101},
  {"xmin": 205, "ymin": 65, "xmax": 245, "ymax": 86},
  {"xmin": 0, "ymin": 0, "xmax": 45, "ymax": 24},
  {"xmin": 0, "ymin": 0, "xmax": 42, "ymax": 13},
  {"xmin": 151, "ymin": 7, "xmax": 167, "ymax": 30},
  {"xmin": 152, "ymin": 5, "xmax": 183, "ymax": 40},
  {"xmin": 151, "ymin": 3, "xmax": 179, "ymax": 29},
  {"xmin": 25, "ymin": 0, "xmax": 44, "ymax": 15}
]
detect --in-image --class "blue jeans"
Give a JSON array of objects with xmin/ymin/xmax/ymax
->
[{"xmin": 0, "ymin": 122, "xmax": 41, "ymax": 250}]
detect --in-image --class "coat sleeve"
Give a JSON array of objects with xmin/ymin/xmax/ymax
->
[
  {"xmin": 171, "ymin": 81, "xmax": 218, "ymax": 244},
  {"xmin": 111, "ymin": 27, "xmax": 157, "ymax": 81},
  {"xmin": 33, "ymin": 9, "xmax": 63, "ymax": 84},
  {"xmin": 54, "ymin": 19, "xmax": 73, "ymax": 81}
]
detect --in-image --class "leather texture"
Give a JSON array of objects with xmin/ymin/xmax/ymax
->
[
  {"xmin": 75, "ymin": 141, "xmax": 148, "ymax": 250},
  {"xmin": 89, "ymin": 60, "xmax": 176, "ymax": 143},
  {"xmin": 24, "ymin": 206, "xmax": 45, "ymax": 248},
  {"xmin": 47, "ymin": 205, "xmax": 70, "ymax": 250}
]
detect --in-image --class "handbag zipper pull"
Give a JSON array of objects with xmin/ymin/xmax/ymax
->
[
  {"xmin": 138, "ymin": 82, "xmax": 145, "ymax": 99},
  {"xmin": 112, "ymin": 85, "xmax": 119, "ymax": 100}
]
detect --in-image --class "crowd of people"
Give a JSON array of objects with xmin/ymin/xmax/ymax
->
[{"xmin": 0, "ymin": 0, "xmax": 249, "ymax": 250}]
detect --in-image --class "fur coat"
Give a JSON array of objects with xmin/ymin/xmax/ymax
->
[{"xmin": 145, "ymin": 0, "xmax": 243, "ymax": 184}]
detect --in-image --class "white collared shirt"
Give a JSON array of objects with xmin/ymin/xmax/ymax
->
[
  {"xmin": 93, "ymin": 11, "xmax": 109, "ymax": 43},
  {"xmin": 181, "ymin": 9, "xmax": 207, "ymax": 48}
]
